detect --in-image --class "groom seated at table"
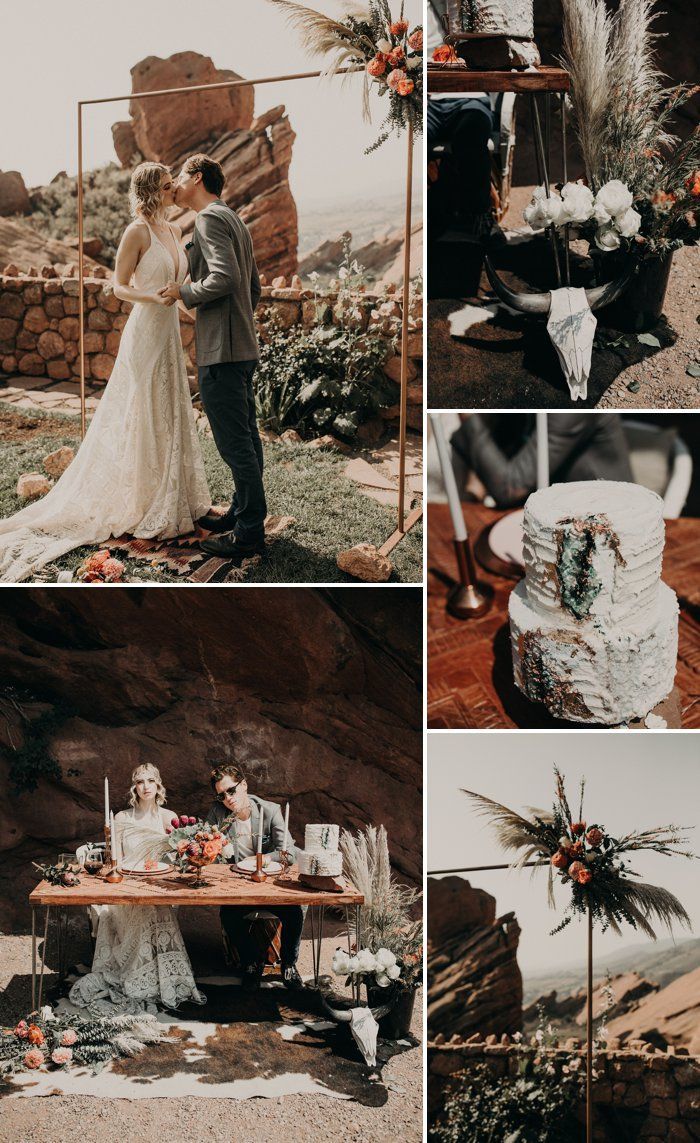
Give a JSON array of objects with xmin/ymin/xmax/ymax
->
[{"xmin": 207, "ymin": 763, "xmax": 304, "ymax": 993}]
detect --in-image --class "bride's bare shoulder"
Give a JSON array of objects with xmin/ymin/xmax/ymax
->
[{"xmin": 120, "ymin": 220, "xmax": 150, "ymax": 248}]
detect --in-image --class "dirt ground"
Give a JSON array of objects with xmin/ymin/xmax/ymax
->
[
  {"xmin": 0, "ymin": 910, "xmax": 423, "ymax": 1143},
  {"xmin": 428, "ymin": 186, "xmax": 700, "ymax": 410}
]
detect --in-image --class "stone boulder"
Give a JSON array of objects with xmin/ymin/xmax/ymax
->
[
  {"xmin": 428, "ymin": 876, "xmax": 523, "ymax": 1040},
  {"xmin": 115, "ymin": 52, "xmax": 255, "ymax": 170},
  {"xmin": 0, "ymin": 172, "xmax": 31, "ymax": 217},
  {"xmin": 16, "ymin": 473, "xmax": 51, "ymax": 500},
  {"xmin": 0, "ymin": 218, "xmax": 101, "ymax": 276},
  {"xmin": 0, "ymin": 588, "xmax": 421, "ymax": 930},
  {"xmin": 112, "ymin": 53, "xmax": 298, "ymax": 280}
]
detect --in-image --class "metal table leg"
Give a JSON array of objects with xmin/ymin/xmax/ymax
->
[
  {"xmin": 561, "ymin": 92, "xmax": 571, "ymax": 285},
  {"xmin": 36, "ymin": 907, "xmax": 50, "ymax": 1011},
  {"xmin": 530, "ymin": 93, "xmax": 562, "ymax": 287},
  {"xmin": 31, "ymin": 906, "xmax": 36, "ymax": 1011}
]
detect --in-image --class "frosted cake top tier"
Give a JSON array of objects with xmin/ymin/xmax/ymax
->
[
  {"xmin": 522, "ymin": 481, "xmax": 666, "ymax": 627},
  {"xmin": 461, "ymin": 0, "xmax": 535, "ymax": 39}
]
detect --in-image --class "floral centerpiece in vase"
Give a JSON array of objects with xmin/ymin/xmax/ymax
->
[{"xmin": 131, "ymin": 815, "xmax": 233, "ymax": 887}]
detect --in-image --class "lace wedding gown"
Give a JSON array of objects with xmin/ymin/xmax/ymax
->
[
  {"xmin": 0, "ymin": 221, "xmax": 210, "ymax": 582},
  {"xmin": 69, "ymin": 810, "xmax": 207, "ymax": 1015}
]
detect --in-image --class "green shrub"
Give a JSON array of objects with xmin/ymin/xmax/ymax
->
[
  {"xmin": 431, "ymin": 1059, "xmax": 583, "ymax": 1143},
  {"xmin": 255, "ymin": 320, "xmax": 397, "ymax": 440},
  {"xmin": 28, "ymin": 164, "xmax": 133, "ymax": 263}
]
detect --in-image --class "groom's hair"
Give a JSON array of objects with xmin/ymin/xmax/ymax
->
[
  {"xmin": 209, "ymin": 762, "xmax": 246, "ymax": 790},
  {"xmin": 183, "ymin": 153, "xmax": 225, "ymax": 197}
]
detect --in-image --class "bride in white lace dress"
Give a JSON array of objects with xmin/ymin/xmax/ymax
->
[
  {"xmin": 69, "ymin": 763, "xmax": 206, "ymax": 1015},
  {"xmin": 0, "ymin": 162, "xmax": 210, "ymax": 582}
]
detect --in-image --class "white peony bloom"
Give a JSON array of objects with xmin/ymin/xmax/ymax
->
[
  {"xmin": 332, "ymin": 951, "xmax": 351, "ymax": 975},
  {"xmin": 595, "ymin": 224, "xmax": 622, "ymax": 251},
  {"xmin": 357, "ymin": 949, "xmax": 377, "ymax": 972},
  {"xmin": 347, "ymin": 956, "xmax": 360, "ymax": 972},
  {"xmin": 386, "ymin": 963, "xmax": 401, "ymax": 980},
  {"xmin": 375, "ymin": 948, "xmax": 397, "ymax": 968},
  {"xmin": 374, "ymin": 972, "xmax": 391, "ymax": 987},
  {"xmin": 376, "ymin": 38, "xmax": 392, "ymax": 53},
  {"xmin": 595, "ymin": 179, "xmax": 633, "ymax": 220},
  {"xmin": 616, "ymin": 207, "xmax": 641, "ymax": 237},
  {"xmin": 559, "ymin": 180, "xmax": 595, "ymax": 224},
  {"xmin": 523, "ymin": 186, "xmax": 564, "ymax": 230}
]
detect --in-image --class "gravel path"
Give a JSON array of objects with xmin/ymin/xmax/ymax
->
[{"xmin": 0, "ymin": 925, "xmax": 423, "ymax": 1143}]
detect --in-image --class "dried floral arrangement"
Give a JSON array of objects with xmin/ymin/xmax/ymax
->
[
  {"xmin": 268, "ymin": 0, "xmax": 423, "ymax": 151},
  {"xmin": 463, "ymin": 767, "xmax": 695, "ymax": 936},
  {"xmin": 559, "ymin": 0, "xmax": 699, "ymax": 257}
]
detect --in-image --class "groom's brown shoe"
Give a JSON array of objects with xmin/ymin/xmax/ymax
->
[{"xmin": 199, "ymin": 533, "xmax": 266, "ymax": 559}]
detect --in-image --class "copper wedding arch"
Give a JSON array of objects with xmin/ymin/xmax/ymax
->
[{"xmin": 76, "ymin": 68, "xmax": 420, "ymax": 538}]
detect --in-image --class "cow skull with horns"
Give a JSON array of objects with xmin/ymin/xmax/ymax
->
[{"xmin": 484, "ymin": 255, "xmax": 634, "ymax": 402}]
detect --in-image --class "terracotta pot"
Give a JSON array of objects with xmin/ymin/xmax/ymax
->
[{"xmin": 592, "ymin": 250, "xmax": 673, "ymax": 332}]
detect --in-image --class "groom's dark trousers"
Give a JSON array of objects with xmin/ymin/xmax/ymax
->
[
  {"xmin": 221, "ymin": 904, "xmax": 304, "ymax": 969},
  {"xmin": 198, "ymin": 359, "xmax": 267, "ymax": 544}
]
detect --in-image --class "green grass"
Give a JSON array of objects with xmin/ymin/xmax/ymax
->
[{"xmin": 0, "ymin": 402, "xmax": 422, "ymax": 583}]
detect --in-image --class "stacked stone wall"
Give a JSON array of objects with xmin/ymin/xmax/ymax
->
[{"xmin": 428, "ymin": 1036, "xmax": 700, "ymax": 1141}]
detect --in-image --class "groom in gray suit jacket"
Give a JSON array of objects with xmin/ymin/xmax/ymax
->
[{"xmin": 160, "ymin": 154, "xmax": 267, "ymax": 559}]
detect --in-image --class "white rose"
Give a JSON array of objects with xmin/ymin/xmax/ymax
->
[
  {"xmin": 357, "ymin": 949, "xmax": 377, "ymax": 972},
  {"xmin": 616, "ymin": 207, "xmax": 641, "ymax": 237},
  {"xmin": 347, "ymin": 956, "xmax": 360, "ymax": 973},
  {"xmin": 559, "ymin": 180, "xmax": 594, "ymax": 224},
  {"xmin": 332, "ymin": 951, "xmax": 350, "ymax": 975},
  {"xmin": 376, "ymin": 38, "xmax": 392, "ymax": 53},
  {"xmin": 595, "ymin": 224, "xmax": 622, "ymax": 251},
  {"xmin": 595, "ymin": 179, "xmax": 633, "ymax": 220},
  {"xmin": 523, "ymin": 186, "xmax": 563, "ymax": 230},
  {"xmin": 386, "ymin": 963, "xmax": 401, "ymax": 980},
  {"xmin": 375, "ymin": 948, "xmax": 397, "ymax": 968},
  {"xmin": 374, "ymin": 972, "xmax": 391, "ymax": 987},
  {"xmin": 222, "ymin": 843, "xmax": 234, "ymax": 859}
]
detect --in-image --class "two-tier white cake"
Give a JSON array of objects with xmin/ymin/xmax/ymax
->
[
  {"xmin": 509, "ymin": 481, "xmax": 678, "ymax": 725},
  {"xmin": 298, "ymin": 824, "xmax": 343, "ymax": 878}
]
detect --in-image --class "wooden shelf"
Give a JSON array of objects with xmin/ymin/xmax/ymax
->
[{"xmin": 427, "ymin": 65, "xmax": 570, "ymax": 94}]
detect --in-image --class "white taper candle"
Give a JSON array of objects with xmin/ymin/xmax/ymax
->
[
  {"xmin": 104, "ymin": 777, "xmax": 109, "ymax": 827},
  {"xmin": 430, "ymin": 414, "xmax": 467, "ymax": 542},
  {"xmin": 257, "ymin": 806, "xmax": 263, "ymax": 854},
  {"xmin": 282, "ymin": 802, "xmax": 289, "ymax": 854},
  {"xmin": 536, "ymin": 413, "xmax": 549, "ymax": 490}
]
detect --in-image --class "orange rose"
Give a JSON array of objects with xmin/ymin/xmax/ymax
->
[
  {"xmin": 387, "ymin": 68, "xmax": 406, "ymax": 91},
  {"xmin": 551, "ymin": 851, "xmax": 569, "ymax": 869},
  {"xmin": 23, "ymin": 1048, "xmax": 45, "ymax": 1069},
  {"xmin": 568, "ymin": 861, "xmax": 585, "ymax": 880},
  {"xmin": 390, "ymin": 19, "xmax": 409, "ymax": 36},
  {"xmin": 27, "ymin": 1024, "xmax": 45, "ymax": 1046},
  {"xmin": 432, "ymin": 44, "xmax": 458, "ymax": 63},
  {"xmin": 408, "ymin": 30, "xmax": 423, "ymax": 51},
  {"xmin": 571, "ymin": 821, "xmax": 586, "ymax": 835},
  {"xmin": 397, "ymin": 77, "xmax": 415, "ymax": 96},
  {"xmin": 367, "ymin": 56, "xmax": 386, "ymax": 78},
  {"xmin": 202, "ymin": 839, "xmax": 222, "ymax": 862},
  {"xmin": 570, "ymin": 840, "xmax": 584, "ymax": 856},
  {"xmin": 586, "ymin": 827, "xmax": 603, "ymax": 847},
  {"xmin": 576, "ymin": 867, "xmax": 593, "ymax": 885},
  {"xmin": 387, "ymin": 47, "xmax": 405, "ymax": 68},
  {"xmin": 685, "ymin": 172, "xmax": 700, "ymax": 198}
]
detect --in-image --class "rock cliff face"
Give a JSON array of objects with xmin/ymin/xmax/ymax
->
[
  {"xmin": 111, "ymin": 53, "xmax": 298, "ymax": 279},
  {"xmin": 0, "ymin": 171, "xmax": 31, "ymax": 217},
  {"xmin": 428, "ymin": 876, "xmax": 523, "ymax": 1039},
  {"xmin": 0, "ymin": 588, "xmax": 422, "ymax": 931}
]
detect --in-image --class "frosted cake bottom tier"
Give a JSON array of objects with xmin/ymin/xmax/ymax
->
[{"xmin": 509, "ymin": 579, "xmax": 678, "ymax": 725}]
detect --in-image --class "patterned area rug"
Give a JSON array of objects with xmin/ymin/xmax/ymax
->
[{"xmin": 1, "ymin": 981, "xmax": 415, "ymax": 1103}]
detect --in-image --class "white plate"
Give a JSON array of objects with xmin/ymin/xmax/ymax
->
[
  {"xmin": 121, "ymin": 861, "xmax": 172, "ymax": 875},
  {"xmin": 236, "ymin": 857, "xmax": 283, "ymax": 875},
  {"xmin": 488, "ymin": 508, "xmax": 524, "ymax": 567}
]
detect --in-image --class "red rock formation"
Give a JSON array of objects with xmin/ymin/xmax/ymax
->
[
  {"xmin": 428, "ymin": 876, "xmax": 523, "ymax": 1039},
  {"xmin": 606, "ymin": 966, "xmax": 700, "ymax": 1053},
  {"xmin": 111, "ymin": 54, "xmax": 298, "ymax": 279},
  {"xmin": 0, "ymin": 588, "xmax": 421, "ymax": 930},
  {"xmin": 0, "ymin": 218, "xmax": 101, "ymax": 276},
  {"xmin": 0, "ymin": 171, "xmax": 31, "ymax": 217}
]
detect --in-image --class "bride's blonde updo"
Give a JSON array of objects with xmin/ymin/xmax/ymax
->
[
  {"xmin": 128, "ymin": 762, "xmax": 167, "ymax": 808},
  {"xmin": 129, "ymin": 161, "xmax": 171, "ymax": 223}
]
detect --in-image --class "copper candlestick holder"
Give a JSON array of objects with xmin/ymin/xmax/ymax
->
[
  {"xmin": 251, "ymin": 852, "xmax": 267, "ymax": 883},
  {"xmin": 447, "ymin": 538, "xmax": 494, "ymax": 620},
  {"xmin": 101, "ymin": 823, "xmax": 123, "ymax": 883}
]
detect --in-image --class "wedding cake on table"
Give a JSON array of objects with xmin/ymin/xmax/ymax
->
[
  {"xmin": 509, "ymin": 481, "xmax": 678, "ymax": 725},
  {"xmin": 298, "ymin": 825, "xmax": 343, "ymax": 878},
  {"xmin": 447, "ymin": 0, "xmax": 540, "ymax": 67}
]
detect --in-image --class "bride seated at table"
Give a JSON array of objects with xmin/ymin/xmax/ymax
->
[{"xmin": 69, "ymin": 763, "xmax": 206, "ymax": 1015}]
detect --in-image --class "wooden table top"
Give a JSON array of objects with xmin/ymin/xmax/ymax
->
[
  {"xmin": 427, "ymin": 65, "xmax": 570, "ymax": 94},
  {"xmin": 29, "ymin": 864, "xmax": 364, "ymax": 909},
  {"xmin": 428, "ymin": 501, "xmax": 700, "ymax": 729}
]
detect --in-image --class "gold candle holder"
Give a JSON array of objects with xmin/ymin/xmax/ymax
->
[
  {"xmin": 101, "ymin": 823, "xmax": 123, "ymax": 883},
  {"xmin": 251, "ymin": 851, "xmax": 267, "ymax": 883},
  {"xmin": 447, "ymin": 538, "xmax": 494, "ymax": 620}
]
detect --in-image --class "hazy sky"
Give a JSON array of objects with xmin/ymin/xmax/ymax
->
[
  {"xmin": 428, "ymin": 733, "xmax": 700, "ymax": 977},
  {"xmin": 1, "ymin": 0, "xmax": 422, "ymax": 206}
]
